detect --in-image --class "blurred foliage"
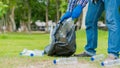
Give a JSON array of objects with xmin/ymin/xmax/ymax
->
[
  {"xmin": 0, "ymin": 0, "xmax": 68, "ymax": 23},
  {"xmin": 59, "ymin": 0, "xmax": 68, "ymax": 16},
  {"xmin": 0, "ymin": 0, "xmax": 105, "ymax": 23},
  {"xmin": 0, "ymin": 1, "xmax": 8, "ymax": 18},
  {"xmin": 99, "ymin": 11, "xmax": 105, "ymax": 23}
]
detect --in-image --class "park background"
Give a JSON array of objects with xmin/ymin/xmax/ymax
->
[{"xmin": 0, "ymin": 0, "xmax": 119, "ymax": 68}]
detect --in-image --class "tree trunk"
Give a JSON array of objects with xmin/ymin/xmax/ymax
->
[
  {"xmin": 1, "ymin": 17, "xmax": 5, "ymax": 33},
  {"xmin": 0, "ymin": 20, "xmax": 2, "ymax": 33},
  {"xmin": 9, "ymin": 6, "xmax": 16, "ymax": 32},
  {"xmin": 45, "ymin": 0, "xmax": 49, "ymax": 32},
  {"xmin": 56, "ymin": 0, "xmax": 59, "ymax": 23},
  {"xmin": 19, "ymin": 20, "xmax": 28, "ymax": 32},
  {"xmin": 27, "ymin": 1, "xmax": 32, "ymax": 33},
  {"xmin": 27, "ymin": 11, "xmax": 32, "ymax": 33}
]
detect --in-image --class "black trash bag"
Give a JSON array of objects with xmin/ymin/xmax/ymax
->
[{"xmin": 44, "ymin": 21, "xmax": 76, "ymax": 57}]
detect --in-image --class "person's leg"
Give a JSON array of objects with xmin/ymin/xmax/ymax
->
[
  {"xmin": 84, "ymin": 0, "xmax": 104, "ymax": 56},
  {"xmin": 75, "ymin": 0, "xmax": 104, "ymax": 57},
  {"xmin": 105, "ymin": 0, "xmax": 120, "ymax": 58}
]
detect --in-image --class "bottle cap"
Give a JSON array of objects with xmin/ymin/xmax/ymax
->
[
  {"xmin": 19, "ymin": 52, "xmax": 22, "ymax": 55},
  {"xmin": 101, "ymin": 62, "xmax": 104, "ymax": 66},
  {"xmin": 53, "ymin": 60, "xmax": 57, "ymax": 64},
  {"xmin": 30, "ymin": 53, "xmax": 34, "ymax": 57},
  {"xmin": 90, "ymin": 57, "xmax": 95, "ymax": 61}
]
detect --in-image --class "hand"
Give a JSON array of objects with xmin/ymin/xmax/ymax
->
[
  {"xmin": 60, "ymin": 11, "xmax": 72, "ymax": 23},
  {"xmin": 71, "ymin": 5, "xmax": 83, "ymax": 19}
]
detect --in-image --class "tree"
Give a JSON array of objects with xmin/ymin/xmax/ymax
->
[
  {"xmin": 45, "ymin": 0, "xmax": 49, "ymax": 32},
  {"xmin": 16, "ymin": 0, "xmax": 32, "ymax": 32},
  {"xmin": 56, "ymin": 0, "xmax": 59, "ymax": 23},
  {"xmin": 59, "ymin": 0, "xmax": 67, "ymax": 16},
  {"xmin": 0, "ymin": 0, "xmax": 71, "ymax": 32},
  {"xmin": 0, "ymin": 1, "xmax": 8, "ymax": 18},
  {"xmin": 0, "ymin": 1, "xmax": 8, "ymax": 33},
  {"xmin": 8, "ymin": 0, "xmax": 17, "ymax": 32},
  {"xmin": 0, "ymin": 0, "xmax": 17, "ymax": 32}
]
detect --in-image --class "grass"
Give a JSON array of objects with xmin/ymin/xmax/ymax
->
[{"xmin": 0, "ymin": 30, "xmax": 119, "ymax": 68}]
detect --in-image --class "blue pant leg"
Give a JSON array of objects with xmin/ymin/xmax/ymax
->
[
  {"xmin": 85, "ymin": 0, "xmax": 104, "ymax": 55},
  {"xmin": 105, "ymin": 0, "xmax": 120, "ymax": 57}
]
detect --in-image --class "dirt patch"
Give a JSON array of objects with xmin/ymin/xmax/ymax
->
[
  {"xmin": 1, "ymin": 57, "xmax": 119, "ymax": 68},
  {"xmin": 17, "ymin": 60, "xmax": 120, "ymax": 68},
  {"xmin": 17, "ymin": 61, "xmax": 98, "ymax": 68}
]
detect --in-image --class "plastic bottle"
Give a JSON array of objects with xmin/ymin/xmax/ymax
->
[
  {"xmin": 101, "ymin": 59, "xmax": 120, "ymax": 66},
  {"xmin": 20, "ymin": 49, "xmax": 44, "ymax": 57},
  {"xmin": 91, "ymin": 54, "xmax": 105, "ymax": 61},
  {"xmin": 53, "ymin": 57, "xmax": 78, "ymax": 64},
  {"xmin": 59, "ymin": 18, "xmax": 74, "ymax": 42},
  {"xmin": 34, "ymin": 49, "xmax": 44, "ymax": 56},
  {"xmin": 20, "ymin": 49, "xmax": 34, "ymax": 57}
]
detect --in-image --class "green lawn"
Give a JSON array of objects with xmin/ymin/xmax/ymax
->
[{"xmin": 0, "ymin": 30, "xmax": 119, "ymax": 68}]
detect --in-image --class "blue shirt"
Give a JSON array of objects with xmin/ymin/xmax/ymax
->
[{"xmin": 67, "ymin": 0, "xmax": 88, "ymax": 12}]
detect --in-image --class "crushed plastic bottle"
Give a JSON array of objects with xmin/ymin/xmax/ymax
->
[
  {"xmin": 20, "ymin": 49, "xmax": 34, "ymax": 57},
  {"xmin": 101, "ymin": 59, "xmax": 120, "ymax": 66},
  {"xmin": 91, "ymin": 54, "xmax": 105, "ymax": 61},
  {"xmin": 20, "ymin": 49, "xmax": 44, "ymax": 57},
  {"xmin": 34, "ymin": 49, "xmax": 44, "ymax": 56},
  {"xmin": 59, "ymin": 18, "xmax": 74, "ymax": 42},
  {"xmin": 53, "ymin": 57, "xmax": 78, "ymax": 65}
]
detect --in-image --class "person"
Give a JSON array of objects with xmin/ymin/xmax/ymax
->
[
  {"xmin": 60, "ymin": 0, "xmax": 120, "ymax": 60},
  {"xmin": 60, "ymin": 0, "xmax": 88, "ymax": 22}
]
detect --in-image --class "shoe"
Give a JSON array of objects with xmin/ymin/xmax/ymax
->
[
  {"xmin": 105, "ymin": 54, "xmax": 118, "ymax": 61},
  {"xmin": 74, "ymin": 52, "xmax": 92, "ymax": 57},
  {"xmin": 101, "ymin": 54, "xmax": 118, "ymax": 66}
]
